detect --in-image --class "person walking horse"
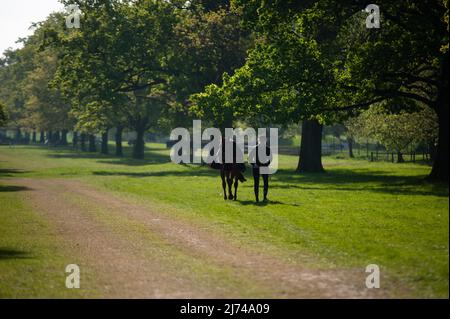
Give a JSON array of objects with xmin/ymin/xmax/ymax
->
[{"xmin": 249, "ymin": 137, "xmax": 272, "ymax": 202}]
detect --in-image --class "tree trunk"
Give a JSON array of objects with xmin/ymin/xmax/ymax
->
[
  {"xmin": 428, "ymin": 57, "xmax": 449, "ymax": 182},
  {"xmin": 348, "ymin": 137, "xmax": 354, "ymax": 158},
  {"xmin": 366, "ymin": 141, "xmax": 369, "ymax": 158},
  {"xmin": 15, "ymin": 127, "xmax": 22, "ymax": 142},
  {"xmin": 397, "ymin": 151, "xmax": 405, "ymax": 163},
  {"xmin": 32, "ymin": 131, "xmax": 36, "ymax": 143},
  {"xmin": 39, "ymin": 131, "xmax": 45, "ymax": 144},
  {"xmin": 132, "ymin": 90, "xmax": 149, "ymax": 159},
  {"xmin": 428, "ymin": 103, "xmax": 449, "ymax": 181},
  {"xmin": 115, "ymin": 126, "xmax": 123, "ymax": 157},
  {"xmin": 297, "ymin": 119, "xmax": 324, "ymax": 173},
  {"xmin": 429, "ymin": 142, "xmax": 437, "ymax": 161},
  {"xmin": 73, "ymin": 132, "xmax": 79, "ymax": 148},
  {"xmin": 80, "ymin": 133, "xmax": 86, "ymax": 151},
  {"xmin": 101, "ymin": 130, "xmax": 109, "ymax": 155},
  {"xmin": 61, "ymin": 130, "xmax": 68, "ymax": 146},
  {"xmin": 88, "ymin": 135, "xmax": 96, "ymax": 152},
  {"xmin": 133, "ymin": 126, "xmax": 146, "ymax": 159},
  {"xmin": 54, "ymin": 131, "xmax": 61, "ymax": 144},
  {"xmin": 48, "ymin": 131, "xmax": 53, "ymax": 144},
  {"xmin": 24, "ymin": 132, "xmax": 30, "ymax": 144}
]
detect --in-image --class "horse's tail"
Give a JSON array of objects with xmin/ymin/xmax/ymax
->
[{"xmin": 236, "ymin": 172, "xmax": 246, "ymax": 183}]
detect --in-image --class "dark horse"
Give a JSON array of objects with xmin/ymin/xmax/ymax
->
[{"xmin": 210, "ymin": 138, "xmax": 246, "ymax": 200}]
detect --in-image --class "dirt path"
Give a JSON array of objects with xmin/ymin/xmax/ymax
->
[{"xmin": 5, "ymin": 177, "xmax": 387, "ymax": 298}]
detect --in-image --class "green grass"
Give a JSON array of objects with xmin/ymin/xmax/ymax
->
[{"xmin": 0, "ymin": 144, "xmax": 448, "ymax": 298}]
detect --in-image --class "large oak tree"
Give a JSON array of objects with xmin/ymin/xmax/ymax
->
[{"xmin": 195, "ymin": 0, "xmax": 448, "ymax": 179}]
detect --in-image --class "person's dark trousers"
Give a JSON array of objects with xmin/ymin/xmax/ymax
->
[{"xmin": 252, "ymin": 167, "xmax": 269, "ymax": 202}]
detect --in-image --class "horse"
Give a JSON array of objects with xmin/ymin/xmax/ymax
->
[{"xmin": 210, "ymin": 139, "xmax": 246, "ymax": 200}]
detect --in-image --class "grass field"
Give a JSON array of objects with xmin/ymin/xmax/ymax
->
[{"xmin": 0, "ymin": 143, "xmax": 448, "ymax": 298}]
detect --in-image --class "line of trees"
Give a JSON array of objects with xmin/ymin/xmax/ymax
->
[
  {"xmin": 1, "ymin": 0, "xmax": 250, "ymax": 153},
  {"xmin": 0, "ymin": 0, "xmax": 448, "ymax": 181},
  {"xmin": 346, "ymin": 104, "xmax": 439, "ymax": 161}
]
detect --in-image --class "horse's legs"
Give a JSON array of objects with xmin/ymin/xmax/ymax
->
[
  {"xmin": 226, "ymin": 171, "xmax": 233, "ymax": 200},
  {"xmin": 253, "ymin": 167, "xmax": 260, "ymax": 202},
  {"xmin": 262, "ymin": 173, "xmax": 269, "ymax": 201},
  {"xmin": 220, "ymin": 170, "xmax": 227, "ymax": 200},
  {"xmin": 233, "ymin": 176, "xmax": 239, "ymax": 200}
]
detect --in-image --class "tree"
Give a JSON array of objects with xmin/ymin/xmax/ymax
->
[
  {"xmin": 197, "ymin": 0, "xmax": 448, "ymax": 179},
  {"xmin": 345, "ymin": 114, "xmax": 370, "ymax": 158},
  {"xmin": 24, "ymin": 49, "xmax": 73, "ymax": 145},
  {"xmin": 332, "ymin": 0, "xmax": 448, "ymax": 179},
  {"xmin": 55, "ymin": 0, "xmax": 180, "ymax": 159},
  {"xmin": 0, "ymin": 102, "xmax": 8, "ymax": 126},
  {"xmin": 0, "ymin": 14, "xmax": 73, "ymax": 146},
  {"xmin": 346, "ymin": 104, "xmax": 439, "ymax": 163},
  {"xmin": 192, "ymin": 1, "xmax": 340, "ymax": 172},
  {"xmin": 173, "ymin": 2, "xmax": 251, "ymax": 131},
  {"xmin": 0, "ymin": 45, "xmax": 36, "ymax": 142}
]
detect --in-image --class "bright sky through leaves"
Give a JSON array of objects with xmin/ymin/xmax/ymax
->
[{"xmin": 0, "ymin": 0, "xmax": 63, "ymax": 56}]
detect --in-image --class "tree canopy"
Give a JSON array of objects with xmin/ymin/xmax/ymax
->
[{"xmin": 192, "ymin": 0, "xmax": 448, "ymax": 179}]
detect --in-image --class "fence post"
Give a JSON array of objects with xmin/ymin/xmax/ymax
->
[
  {"xmin": 370, "ymin": 152, "xmax": 374, "ymax": 162},
  {"xmin": 391, "ymin": 153, "xmax": 394, "ymax": 163}
]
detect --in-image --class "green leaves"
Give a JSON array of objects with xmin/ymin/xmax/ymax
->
[
  {"xmin": 0, "ymin": 102, "xmax": 8, "ymax": 126},
  {"xmin": 190, "ymin": 0, "xmax": 447, "ymax": 139},
  {"xmin": 346, "ymin": 104, "xmax": 439, "ymax": 152},
  {"xmin": 55, "ymin": 0, "xmax": 181, "ymax": 132}
]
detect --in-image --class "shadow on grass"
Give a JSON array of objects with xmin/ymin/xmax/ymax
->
[
  {"xmin": 0, "ymin": 185, "xmax": 31, "ymax": 192},
  {"xmin": 93, "ymin": 166, "xmax": 448, "ymax": 197},
  {"xmin": 0, "ymin": 168, "xmax": 31, "ymax": 178},
  {"xmin": 92, "ymin": 164, "xmax": 215, "ymax": 178},
  {"xmin": 47, "ymin": 146, "xmax": 171, "ymax": 166},
  {"xmin": 48, "ymin": 152, "xmax": 113, "ymax": 160},
  {"xmin": 271, "ymin": 168, "xmax": 449, "ymax": 197},
  {"xmin": 237, "ymin": 200, "xmax": 298, "ymax": 207},
  {"xmin": 0, "ymin": 248, "xmax": 32, "ymax": 260},
  {"xmin": 271, "ymin": 183, "xmax": 448, "ymax": 197},
  {"xmin": 93, "ymin": 167, "xmax": 216, "ymax": 178},
  {"xmin": 97, "ymin": 153, "xmax": 170, "ymax": 166}
]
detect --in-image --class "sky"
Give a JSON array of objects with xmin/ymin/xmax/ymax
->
[{"xmin": 0, "ymin": 0, "xmax": 64, "ymax": 55}]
